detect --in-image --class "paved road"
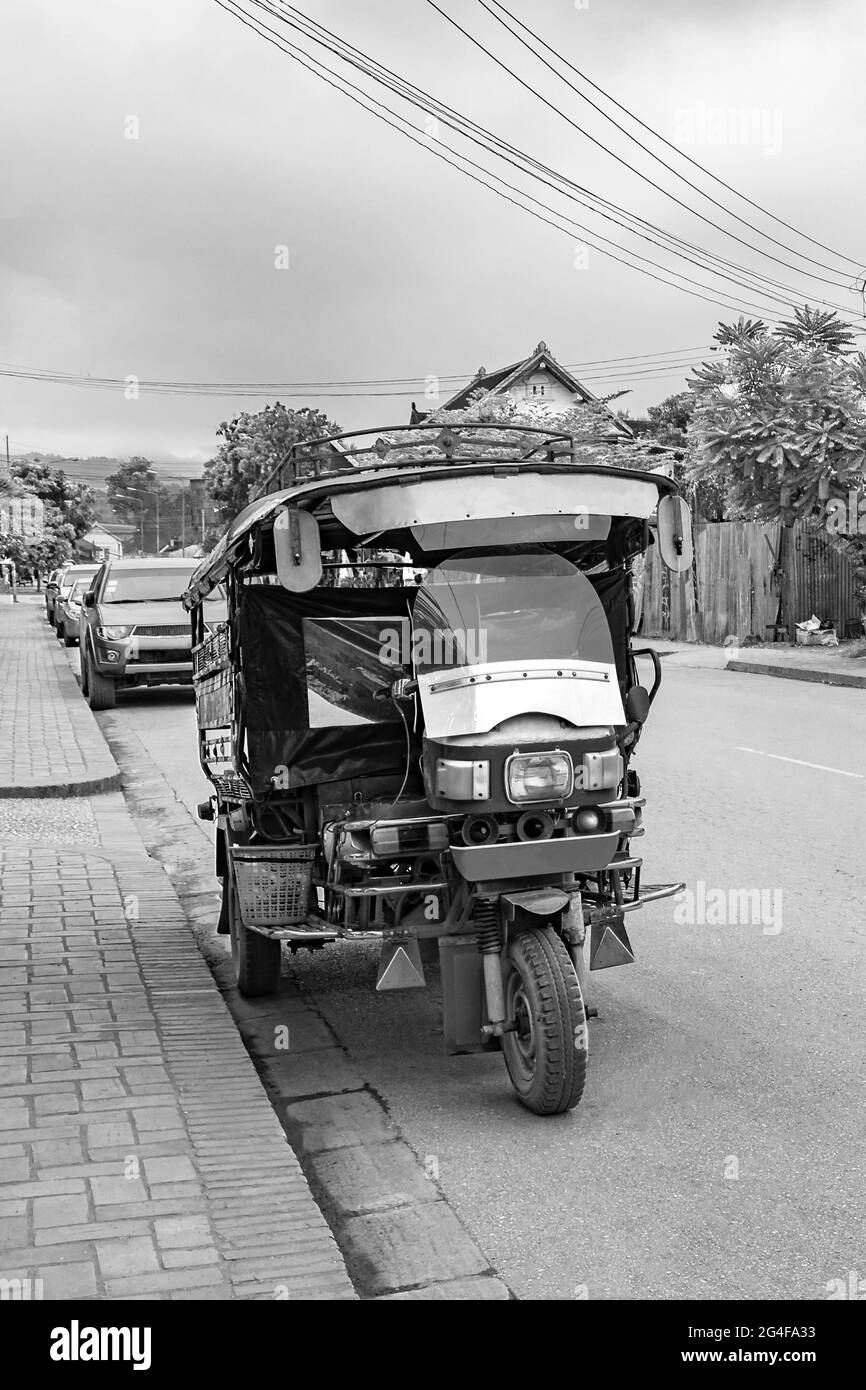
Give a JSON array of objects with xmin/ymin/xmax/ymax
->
[{"xmin": 67, "ymin": 652, "xmax": 865, "ymax": 1300}]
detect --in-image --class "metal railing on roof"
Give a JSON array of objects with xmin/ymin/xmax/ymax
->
[{"xmin": 252, "ymin": 421, "xmax": 582, "ymax": 500}]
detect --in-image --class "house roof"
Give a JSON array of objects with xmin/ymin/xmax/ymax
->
[{"xmin": 412, "ymin": 342, "xmax": 632, "ymax": 438}]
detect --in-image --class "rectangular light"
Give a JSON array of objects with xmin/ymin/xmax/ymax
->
[
  {"xmin": 505, "ymin": 751, "xmax": 573, "ymax": 804},
  {"xmin": 370, "ymin": 821, "xmax": 449, "ymax": 856}
]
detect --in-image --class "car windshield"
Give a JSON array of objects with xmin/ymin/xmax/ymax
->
[
  {"xmin": 68, "ymin": 578, "xmax": 92, "ymax": 600},
  {"xmin": 411, "ymin": 551, "xmax": 615, "ymax": 673},
  {"xmin": 60, "ymin": 571, "xmax": 96, "ymax": 595},
  {"xmin": 102, "ymin": 567, "xmax": 198, "ymax": 603},
  {"xmin": 101, "ymin": 568, "xmax": 225, "ymax": 604}
]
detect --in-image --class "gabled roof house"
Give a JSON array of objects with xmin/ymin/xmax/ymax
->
[{"xmin": 410, "ymin": 341, "xmax": 633, "ymax": 440}]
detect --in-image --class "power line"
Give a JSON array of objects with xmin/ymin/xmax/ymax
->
[
  {"xmin": 215, "ymin": 1, "xmax": 792, "ymax": 320},
  {"xmin": 250, "ymin": 0, "xmax": 862, "ymax": 318},
  {"xmin": 0, "ymin": 344, "xmax": 716, "ymax": 392},
  {"xmin": 425, "ymin": 0, "xmax": 861, "ymax": 289},
  {"xmin": 487, "ymin": 0, "xmax": 864, "ymax": 273}
]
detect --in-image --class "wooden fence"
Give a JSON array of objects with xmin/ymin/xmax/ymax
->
[{"xmin": 637, "ymin": 519, "xmax": 861, "ymax": 643}]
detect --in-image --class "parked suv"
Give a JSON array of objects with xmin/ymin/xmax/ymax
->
[
  {"xmin": 79, "ymin": 557, "xmax": 224, "ymax": 710},
  {"xmin": 45, "ymin": 569, "xmax": 63, "ymax": 624},
  {"xmin": 55, "ymin": 573, "xmax": 95, "ymax": 647},
  {"xmin": 47, "ymin": 564, "xmax": 97, "ymax": 629}
]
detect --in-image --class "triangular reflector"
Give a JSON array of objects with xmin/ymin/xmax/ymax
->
[
  {"xmin": 376, "ymin": 940, "xmax": 426, "ymax": 990},
  {"xmin": 589, "ymin": 917, "xmax": 635, "ymax": 970}
]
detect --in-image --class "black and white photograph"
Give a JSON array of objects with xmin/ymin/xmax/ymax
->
[{"xmin": 0, "ymin": 0, "xmax": 863, "ymax": 1356}]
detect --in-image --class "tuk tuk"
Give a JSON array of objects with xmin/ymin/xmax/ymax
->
[{"xmin": 183, "ymin": 422, "xmax": 692, "ymax": 1115}]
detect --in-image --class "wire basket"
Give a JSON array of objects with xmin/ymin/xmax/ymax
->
[{"xmin": 230, "ymin": 845, "xmax": 317, "ymax": 926}]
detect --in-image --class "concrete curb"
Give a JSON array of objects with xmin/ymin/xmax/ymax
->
[
  {"xmin": 0, "ymin": 607, "xmax": 123, "ymax": 798},
  {"xmin": 0, "ymin": 771, "xmax": 124, "ymax": 799},
  {"xmin": 726, "ymin": 659, "xmax": 866, "ymax": 689}
]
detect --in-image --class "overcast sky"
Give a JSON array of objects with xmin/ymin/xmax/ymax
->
[{"xmin": 2, "ymin": 0, "xmax": 864, "ymax": 468}]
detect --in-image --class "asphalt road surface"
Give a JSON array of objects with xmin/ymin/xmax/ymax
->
[{"xmin": 73, "ymin": 655, "xmax": 866, "ymax": 1301}]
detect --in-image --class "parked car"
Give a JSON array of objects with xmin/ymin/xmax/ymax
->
[
  {"xmin": 55, "ymin": 574, "xmax": 95, "ymax": 647},
  {"xmin": 49, "ymin": 565, "xmax": 98, "ymax": 630},
  {"xmin": 79, "ymin": 557, "xmax": 226, "ymax": 710},
  {"xmin": 45, "ymin": 568, "xmax": 64, "ymax": 625}
]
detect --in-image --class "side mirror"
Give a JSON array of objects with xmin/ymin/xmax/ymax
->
[
  {"xmin": 625, "ymin": 685, "xmax": 650, "ymax": 724},
  {"xmin": 274, "ymin": 507, "xmax": 323, "ymax": 592},
  {"xmin": 84, "ymin": 591, "xmax": 96, "ymax": 608},
  {"xmin": 657, "ymin": 494, "xmax": 693, "ymax": 573}
]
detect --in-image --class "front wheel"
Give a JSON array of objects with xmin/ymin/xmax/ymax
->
[
  {"xmin": 501, "ymin": 926, "xmax": 588, "ymax": 1116},
  {"xmin": 86, "ymin": 655, "xmax": 116, "ymax": 710},
  {"xmin": 227, "ymin": 863, "xmax": 282, "ymax": 997}
]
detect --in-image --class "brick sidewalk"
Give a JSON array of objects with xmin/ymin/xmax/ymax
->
[
  {"xmin": 0, "ymin": 603, "xmax": 355, "ymax": 1299},
  {"xmin": 0, "ymin": 597, "xmax": 122, "ymax": 796}
]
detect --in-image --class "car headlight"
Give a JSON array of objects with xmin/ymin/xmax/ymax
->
[
  {"xmin": 96, "ymin": 625, "xmax": 133, "ymax": 640},
  {"xmin": 505, "ymin": 751, "xmax": 573, "ymax": 804}
]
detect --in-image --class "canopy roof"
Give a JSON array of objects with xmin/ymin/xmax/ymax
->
[{"xmin": 184, "ymin": 423, "xmax": 677, "ymax": 607}]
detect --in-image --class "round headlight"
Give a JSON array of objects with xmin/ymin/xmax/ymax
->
[{"xmin": 574, "ymin": 806, "xmax": 604, "ymax": 834}]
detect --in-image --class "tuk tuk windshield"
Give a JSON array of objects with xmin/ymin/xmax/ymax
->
[{"xmin": 411, "ymin": 551, "xmax": 615, "ymax": 673}]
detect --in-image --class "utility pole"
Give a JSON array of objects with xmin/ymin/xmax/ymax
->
[
  {"xmin": 181, "ymin": 489, "xmax": 186, "ymax": 553},
  {"xmin": 155, "ymin": 491, "xmax": 160, "ymax": 553},
  {"xmin": 4, "ymin": 435, "xmax": 9, "ymax": 472}
]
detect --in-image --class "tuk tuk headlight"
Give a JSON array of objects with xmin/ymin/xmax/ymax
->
[{"xmin": 505, "ymin": 752, "xmax": 573, "ymax": 804}]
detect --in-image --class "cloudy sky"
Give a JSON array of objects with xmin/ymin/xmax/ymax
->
[{"xmin": 2, "ymin": 0, "xmax": 864, "ymax": 469}]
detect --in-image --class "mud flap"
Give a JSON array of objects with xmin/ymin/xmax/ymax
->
[
  {"xmin": 589, "ymin": 907, "xmax": 635, "ymax": 970},
  {"xmin": 438, "ymin": 935, "xmax": 489, "ymax": 1054}
]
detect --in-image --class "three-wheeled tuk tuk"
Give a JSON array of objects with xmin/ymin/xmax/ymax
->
[{"xmin": 183, "ymin": 422, "xmax": 692, "ymax": 1114}]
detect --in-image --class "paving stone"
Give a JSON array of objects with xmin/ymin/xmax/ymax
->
[
  {"xmin": 32, "ymin": 1138, "xmax": 84, "ymax": 1166},
  {"xmin": 143, "ymin": 1155, "xmax": 197, "ymax": 1184},
  {"xmin": 341, "ymin": 1203, "xmax": 489, "ymax": 1296},
  {"xmin": 38, "ymin": 1261, "xmax": 99, "ymax": 1299},
  {"xmin": 284, "ymin": 1091, "xmax": 397, "ymax": 1155},
  {"xmin": 0, "ymin": 1217, "xmax": 29, "ymax": 1245},
  {"xmin": 97, "ymin": 1236, "xmax": 160, "ymax": 1278},
  {"xmin": 34, "ymin": 1094, "xmax": 80, "ymax": 1116},
  {"xmin": 90, "ymin": 1176, "xmax": 147, "ymax": 1205},
  {"xmin": 85, "ymin": 1120, "xmax": 135, "ymax": 1148},
  {"xmin": 103, "ymin": 1267, "xmax": 226, "ymax": 1297},
  {"xmin": 262, "ymin": 1046, "xmax": 365, "ymax": 1098},
  {"xmin": 153, "ymin": 1215, "xmax": 212, "ymax": 1249},
  {"xmin": 161, "ymin": 1248, "xmax": 220, "ymax": 1269},
  {"xmin": 32, "ymin": 1193, "xmax": 90, "ymax": 1228},
  {"xmin": 310, "ymin": 1141, "xmax": 440, "ymax": 1219}
]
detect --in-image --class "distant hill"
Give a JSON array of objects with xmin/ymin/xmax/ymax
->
[{"xmin": 13, "ymin": 453, "xmax": 206, "ymax": 491}]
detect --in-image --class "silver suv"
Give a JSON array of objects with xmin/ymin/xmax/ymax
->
[{"xmin": 79, "ymin": 557, "xmax": 223, "ymax": 710}]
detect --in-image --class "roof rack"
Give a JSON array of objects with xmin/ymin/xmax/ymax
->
[{"xmin": 253, "ymin": 421, "xmax": 580, "ymax": 500}]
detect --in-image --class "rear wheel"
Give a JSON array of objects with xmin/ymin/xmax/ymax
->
[
  {"xmin": 227, "ymin": 862, "xmax": 282, "ymax": 997},
  {"xmin": 62, "ymin": 624, "xmax": 75, "ymax": 647},
  {"xmin": 86, "ymin": 656, "xmax": 116, "ymax": 710},
  {"xmin": 501, "ymin": 926, "xmax": 588, "ymax": 1116}
]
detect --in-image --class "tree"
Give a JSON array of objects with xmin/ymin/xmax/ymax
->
[
  {"xmin": 688, "ymin": 306, "xmax": 866, "ymax": 525},
  {"xmin": 11, "ymin": 459, "xmax": 95, "ymax": 538},
  {"xmin": 204, "ymin": 404, "xmax": 341, "ymax": 524},
  {"xmin": 0, "ymin": 502, "xmax": 76, "ymax": 579},
  {"xmin": 106, "ymin": 457, "xmax": 166, "ymax": 551},
  {"xmin": 688, "ymin": 305, "xmax": 866, "ymax": 617}
]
